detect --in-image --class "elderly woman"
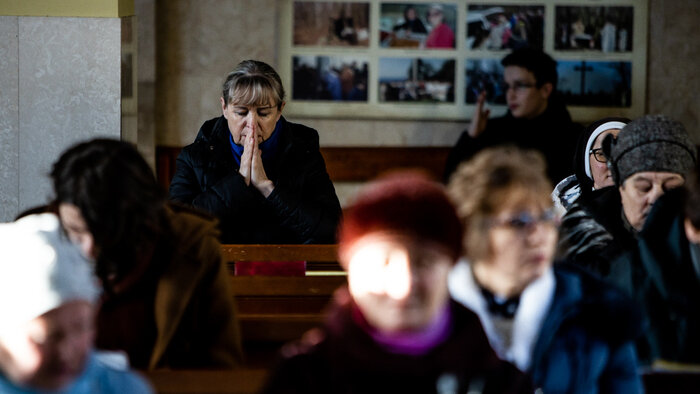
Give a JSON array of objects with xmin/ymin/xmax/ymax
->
[
  {"xmin": 558, "ymin": 114, "xmax": 696, "ymax": 272},
  {"xmin": 0, "ymin": 214, "xmax": 151, "ymax": 393},
  {"xmin": 263, "ymin": 172, "xmax": 530, "ymax": 393},
  {"xmin": 553, "ymin": 117, "xmax": 629, "ymax": 212},
  {"xmin": 555, "ymin": 118, "xmax": 628, "ymax": 261},
  {"xmin": 169, "ymin": 60, "xmax": 341, "ymax": 244},
  {"xmin": 51, "ymin": 139, "xmax": 242, "ymax": 370},
  {"xmin": 447, "ymin": 147, "xmax": 643, "ymax": 393}
]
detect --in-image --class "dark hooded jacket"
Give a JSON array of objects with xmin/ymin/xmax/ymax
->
[
  {"xmin": 444, "ymin": 99, "xmax": 581, "ymax": 185},
  {"xmin": 169, "ymin": 116, "xmax": 341, "ymax": 244},
  {"xmin": 609, "ymin": 188, "xmax": 700, "ymax": 364}
]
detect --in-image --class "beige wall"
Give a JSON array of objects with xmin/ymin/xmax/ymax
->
[
  {"xmin": 647, "ymin": 0, "xmax": 700, "ymax": 137},
  {"xmin": 149, "ymin": 0, "xmax": 700, "ymax": 150}
]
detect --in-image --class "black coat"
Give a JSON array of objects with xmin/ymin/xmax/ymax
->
[
  {"xmin": 169, "ymin": 116, "xmax": 341, "ymax": 244},
  {"xmin": 444, "ymin": 100, "xmax": 581, "ymax": 185},
  {"xmin": 262, "ymin": 290, "xmax": 532, "ymax": 394},
  {"xmin": 561, "ymin": 187, "xmax": 700, "ymax": 364},
  {"xmin": 558, "ymin": 187, "xmax": 636, "ymax": 273},
  {"xmin": 613, "ymin": 188, "xmax": 700, "ymax": 364}
]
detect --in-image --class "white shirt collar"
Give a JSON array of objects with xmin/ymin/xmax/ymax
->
[{"xmin": 448, "ymin": 258, "xmax": 556, "ymax": 371}]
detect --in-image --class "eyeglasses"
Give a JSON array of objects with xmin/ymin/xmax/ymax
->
[
  {"xmin": 504, "ymin": 82, "xmax": 536, "ymax": 92},
  {"xmin": 589, "ymin": 148, "xmax": 608, "ymax": 163},
  {"xmin": 490, "ymin": 209, "xmax": 557, "ymax": 230}
]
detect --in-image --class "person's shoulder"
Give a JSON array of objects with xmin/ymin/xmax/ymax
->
[
  {"xmin": 80, "ymin": 354, "xmax": 154, "ymax": 393},
  {"xmin": 449, "ymin": 298, "xmax": 483, "ymax": 327},
  {"xmin": 183, "ymin": 116, "xmax": 228, "ymax": 151},
  {"xmin": 554, "ymin": 263, "xmax": 644, "ymax": 343},
  {"xmin": 284, "ymin": 118, "xmax": 320, "ymax": 145},
  {"xmin": 165, "ymin": 202, "xmax": 221, "ymax": 244},
  {"xmin": 280, "ymin": 118, "xmax": 324, "ymax": 158}
]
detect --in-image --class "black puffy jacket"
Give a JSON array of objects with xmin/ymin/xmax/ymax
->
[{"xmin": 169, "ymin": 116, "xmax": 341, "ymax": 244}]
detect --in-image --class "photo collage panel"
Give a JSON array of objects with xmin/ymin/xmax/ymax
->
[{"xmin": 282, "ymin": 0, "xmax": 644, "ymax": 119}]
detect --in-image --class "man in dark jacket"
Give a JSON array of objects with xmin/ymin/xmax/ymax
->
[
  {"xmin": 444, "ymin": 48, "xmax": 581, "ymax": 185},
  {"xmin": 169, "ymin": 60, "xmax": 341, "ymax": 244}
]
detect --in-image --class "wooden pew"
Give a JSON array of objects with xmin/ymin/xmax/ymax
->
[
  {"xmin": 143, "ymin": 368, "xmax": 700, "ymax": 394},
  {"xmin": 144, "ymin": 369, "xmax": 268, "ymax": 394},
  {"xmin": 222, "ymin": 244, "xmax": 345, "ymax": 368}
]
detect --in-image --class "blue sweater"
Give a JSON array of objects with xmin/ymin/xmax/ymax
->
[{"xmin": 0, "ymin": 352, "xmax": 152, "ymax": 393}]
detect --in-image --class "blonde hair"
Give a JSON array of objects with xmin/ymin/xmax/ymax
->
[
  {"xmin": 446, "ymin": 146, "xmax": 553, "ymax": 260},
  {"xmin": 222, "ymin": 60, "xmax": 285, "ymax": 108}
]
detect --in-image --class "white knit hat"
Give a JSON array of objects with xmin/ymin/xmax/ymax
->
[{"xmin": 0, "ymin": 213, "xmax": 100, "ymax": 333}]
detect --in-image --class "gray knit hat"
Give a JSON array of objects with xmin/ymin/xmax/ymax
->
[{"xmin": 605, "ymin": 114, "xmax": 697, "ymax": 185}]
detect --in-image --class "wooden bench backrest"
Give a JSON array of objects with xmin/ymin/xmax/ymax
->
[
  {"xmin": 221, "ymin": 244, "xmax": 338, "ymax": 263},
  {"xmin": 143, "ymin": 369, "xmax": 700, "ymax": 394},
  {"xmin": 222, "ymin": 244, "xmax": 344, "ymax": 347}
]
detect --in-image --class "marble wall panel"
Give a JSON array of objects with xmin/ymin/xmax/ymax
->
[
  {"xmin": 18, "ymin": 16, "xmax": 121, "ymax": 212},
  {"xmin": 0, "ymin": 17, "xmax": 20, "ymax": 222}
]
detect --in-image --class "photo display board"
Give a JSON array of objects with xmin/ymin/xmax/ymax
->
[{"xmin": 279, "ymin": 0, "xmax": 648, "ymax": 122}]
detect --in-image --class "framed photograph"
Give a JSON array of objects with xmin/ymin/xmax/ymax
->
[
  {"xmin": 279, "ymin": 0, "xmax": 648, "ymax": 122},
  {"xmin": 466, "ymin": 4, "xmax": 545, "ymax": 51},
  {"xmin": 555, "ymin": 6, "xmax": 633, "ymax": 52},
  {"xmin": 558, "ymin": 60, "xmax": 632, "ymax": 107},
  {"xmin": 465, "ymin": 58, "xmax": 505, "ymax": 104},
  {"xmin": 293, "ymin": 1, "xmax": 370, "ymax": 47},
  {"xmin": 292, "ymin": 55, "xmax": 369, "ymax": 101},
  {"xmin": 378, "ymin": 57, "xmax": 455, "ymax": 103},
  {"xmin": 379, "ymin": 3, "xmax": 458, "ymax": 50}
]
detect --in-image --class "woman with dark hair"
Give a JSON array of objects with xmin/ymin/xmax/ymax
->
[
  {"xmin": 51, "ymin": 138, "xmax": 242, "ymax": 370},
  {"xmin": 169, "ymin": 59, "xmax": 341, "ymax": 244}
]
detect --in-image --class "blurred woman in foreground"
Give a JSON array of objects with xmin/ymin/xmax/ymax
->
[
  {"xmin": 447, "ymin": 146, "xmax": 643, "ymax": 393},
  {"xmin": 263, "ymin": 172, "xmax": 530, "ymax": 393},
  {"xmin": 51, "ymin": 139, "xmax": 242, "ymax": 370}
]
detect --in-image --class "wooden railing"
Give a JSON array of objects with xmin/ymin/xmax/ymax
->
[
  {"xmin": 142, "ymin": 368, "xmax": 700, "ymax": 394},
  {"xmin": 143, "ymin": 369, "xmax": 268, "ymax": 394},
  {"xmin": 222, "ymin": 244, "xmax": 344, "ymax": 369}
]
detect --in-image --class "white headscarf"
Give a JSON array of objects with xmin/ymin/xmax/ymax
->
[{"xmin": 0, "ymin": 213, "xmax": 100, "ymax": 334}]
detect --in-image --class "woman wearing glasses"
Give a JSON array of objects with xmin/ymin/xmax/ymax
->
[
  {"xmin": 555, "ymin": 118, "xmax": 629, "ymax": 266},
  {"xmin": 447, "ymin": 146, "xmax": 643, "ymax": 393},
  {"xmin": 552, "ymin": 117, "xmax": 629, "ymax": 213}
]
